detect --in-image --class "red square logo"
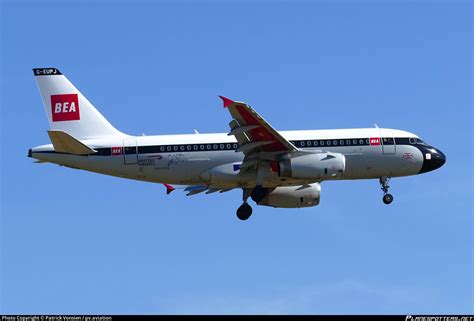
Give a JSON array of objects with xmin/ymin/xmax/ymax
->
[
  {"xmin": 370, "ymin": 137, "xmax": 381, "ymax": 146},
  {"xmin": 112, "ymin": 147, "xmax": 123, "ymax": 156},
  {"xmin": 50, "ymin": 94, "xmax": 80, "ymax": 122}
]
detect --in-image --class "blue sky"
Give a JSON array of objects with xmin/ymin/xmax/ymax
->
[{"xmin": 1, "ymin": 0, "xmax": 472, "ymax": 314}]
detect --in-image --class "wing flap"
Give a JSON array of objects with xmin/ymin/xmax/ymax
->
[
  {"xmin": 228, "ymin": 119, "xmax": 250, "ymax": 147},
  {"xmin": 236, "ymin": 140, "xmax": 274, "ymax": 153},
  {"xmin": 227, "ymin": 125, "xmax": 261, "ymax": 136}
]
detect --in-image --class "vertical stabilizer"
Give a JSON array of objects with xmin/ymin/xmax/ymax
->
[{"xmin": 33, "ymin": 68, "xmax": 125, "ymax": 139}]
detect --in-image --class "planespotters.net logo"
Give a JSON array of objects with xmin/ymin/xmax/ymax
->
[
  {"xmin": 406, "ymin": 316, "xmax": 474, "ymax": 321},
  {"xmin": 50, "ymin": 94, "xmax": 80, "ymax": 122}
]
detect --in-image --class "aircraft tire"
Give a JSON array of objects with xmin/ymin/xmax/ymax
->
[
  {"xmin": 383, "ymin": 193, "xmax": 394, "ymax": 205},
  {"xmin": 250, "ymin": 186, "xmax": 268, "ymax": 203},
  {"xmin": 237, "ymin": 203, "xmax": 253, "ymax": 220}
]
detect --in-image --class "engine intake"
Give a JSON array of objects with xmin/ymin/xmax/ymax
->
[{"xmin": 279, "ymin": 152, "xmax": 345, "ymax": 180}]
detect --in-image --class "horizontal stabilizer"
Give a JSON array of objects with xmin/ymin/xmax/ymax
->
[
  {"xmin": 47, "ymin": 130, "xmax": 97, "ymax": 155},
  {"xmin": 163, "ymin": 183, "xmax": 175, "ymax": 195},
  {"xmin": 185, "ymin": 185, "xmax": 208, "ymax": 196}
]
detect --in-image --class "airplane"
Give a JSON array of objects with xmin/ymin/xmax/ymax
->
[{"xmin": 29, "ymin": 68, "xmax": 446, "ymax": 220}]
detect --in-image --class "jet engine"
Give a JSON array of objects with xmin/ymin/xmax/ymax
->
[
  {"xmin": 258, "ymin": 183, "xmax": 321, "ymax": 208},
  {"xmin": 279, "ymin": 152, "xmax": 345, "ymax": 180}
]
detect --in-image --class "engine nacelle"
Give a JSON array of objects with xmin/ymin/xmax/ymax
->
[
  {"xmin": 279, "ymin": 152, "xmax": 345, "ymax": 180},
  {"xmin": 259, "ymin": 183, "xmax": 321, "ymax": 208}
]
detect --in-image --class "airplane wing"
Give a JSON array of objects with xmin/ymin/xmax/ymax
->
[
  {"xmin": 220, "ymin": 96, "xmax": 298, "ymax": 155},
  {"xmin": 164, "ymin": 98, "xmax": 302, "ymax": 194}
]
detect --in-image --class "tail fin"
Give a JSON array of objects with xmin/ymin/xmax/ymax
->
[{"xmin": 33, "ymin": 68, "xmax": 125, "ymax": 139}]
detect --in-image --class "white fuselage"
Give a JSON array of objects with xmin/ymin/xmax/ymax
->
[{"xmin": 30, "ymin": 127, "xmax": 434, "ymax": 188}]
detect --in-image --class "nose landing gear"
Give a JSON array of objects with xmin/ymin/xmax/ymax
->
[{"xmin": 380, "ymin": 176, "xmax": 394, "ymax": 205}]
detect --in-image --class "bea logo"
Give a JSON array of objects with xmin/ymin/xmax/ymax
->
[
  {"xmin": 369, "ymin": 137, "xmax": 381, "ymax": 145},
  {"xmin": 50, "ymin": 94, "xmax": 80, "ymax": 122},
  {"xmin": 111, "ymin": 147, "xmax": 123, "ymax": 156}
]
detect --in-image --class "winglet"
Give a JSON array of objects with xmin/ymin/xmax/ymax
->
[
  {"xmin": 219, "ymin": 95, "xmax": 234, "ymax": 108},
  {"xmin": 163, "ymin": 184, "xmax": 175, "ymax": 195}
]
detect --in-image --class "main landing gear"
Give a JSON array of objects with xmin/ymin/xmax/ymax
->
[
  {"xmin": 380, "ymin": 176, "xmax": 394, "ymax": 205},
  {"xmin": 236, "ymin": 186, "xmax": 269, "ymax": 221},
  {"xmin": 237, "ymin": 203, "xmax": 253, "ymax": 221},
  {"xmin": 250, "ymin": 185, "xmax": 268, "ymax": 203}
]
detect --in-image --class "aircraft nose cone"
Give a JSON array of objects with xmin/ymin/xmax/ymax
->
[
  {"xmin": 435, "ymin": 149, "xmax": 446, "ymax": 168},
  {"xmin": 419, "ymin": 147, "xmax": 446, "ymax": 174}
]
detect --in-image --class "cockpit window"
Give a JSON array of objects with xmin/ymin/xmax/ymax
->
[{"xmin": 416, "ymin": 138, "xmax": 428, "ymax": 146}]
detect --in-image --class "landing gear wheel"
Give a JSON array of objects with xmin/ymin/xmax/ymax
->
[
  {"xmin": 237, "ymin": 203, "xmax": 253, "ymax": 221},
  {"xmin": 379, "ymin": 176, "xmax": 394, "ymax": 204},
  {"xmin": 383, "ymin": 193, "xmax": 394, "ymax": 205},
  {"xmin": 250, "ymin": 185, "xmax": 268, "ymax": 203}
]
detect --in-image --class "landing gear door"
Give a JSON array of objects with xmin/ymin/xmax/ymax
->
[
  {"xmin": 381, "ymin": 129, "xmax": 396, "ymax": 154},
  {"xmin": 123, "ymin": 138, "xmax": 138, "ymax": 164}
]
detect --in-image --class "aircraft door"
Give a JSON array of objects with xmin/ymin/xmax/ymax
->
[
  {"xmin": 123, "ymin": 137, "xmax": 138, "ymax": 164},
  {"xmin": 381, "ymin": 129, "xmax": 396, "ymax": 154}
]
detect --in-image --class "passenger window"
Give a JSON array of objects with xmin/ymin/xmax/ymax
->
[
  {"xmin": 174, "ymin": 146, "xmax": 178, "ymax": 151},
  {"xmin": 307, "ymin": 141, "xmax": 312, "ymax": 146},
  {"xmin": 346, "ymin": 140, "xmax": 351, "ymax": 145},
  {"xmin": 320, "ymin": 141, "xmax": 324, "ymax": 146},
  {"xmin": 333, "ymin": 140, "xmax": 338, "ymax": 145},
  {"xmin": 193, "ymin": 145, "xmax": 198, "ymax": 150},
  {"xmin": 187, "ymin": 145, "xmax": 191, "ymax": 151},
  {"xmin": 301, "ymin": 141, "xmax": 305, "ymax": 147},
  {"xmin": 340, "ymin": 140, "xmax": 344, "ymax": 145},
  {"xmin": 353, "ymin": 139, "xmax": 358, "ymax": 145},
  {"xmin": 180, "ymin": 145, "xmax": 185, "ymax": 151},
  {"xmin": 160, "ymin": 146, "xmax": 165, "ymax": 152},
  {"xmin": 409, "ymin": 138, "xmax": 416, "ymax": 144},
  {"xmin": 167, "ymin": 146, "xmax": 172, "ymax": 151},
  {"xmin": 314, "ymin": 141, "xmax": 319, "ymax": 146},
  {"xmin": 200, "ymin": 145, "xmax": 205, "ymax": 150},
  {"xmin": 233, "ymin": 143, "xmax": 238, "ymax": 149},
  {"xmin": 220, "ymin": 144, "xmax": 224, "ymax": 149},
  {"xmin": 206, "ymin": 145, "xmax": 211, "ymax": 150},
  {"xmin": 226, "ymin": 144, "xmax": 231, "ymax": 149},
  {"xmin": 327, "ymin": 140, "xmax": 331, "ymax": 146},
  {"xmin": 213, "ymin": 144, "xmax": 218, "ymax": 150}
]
